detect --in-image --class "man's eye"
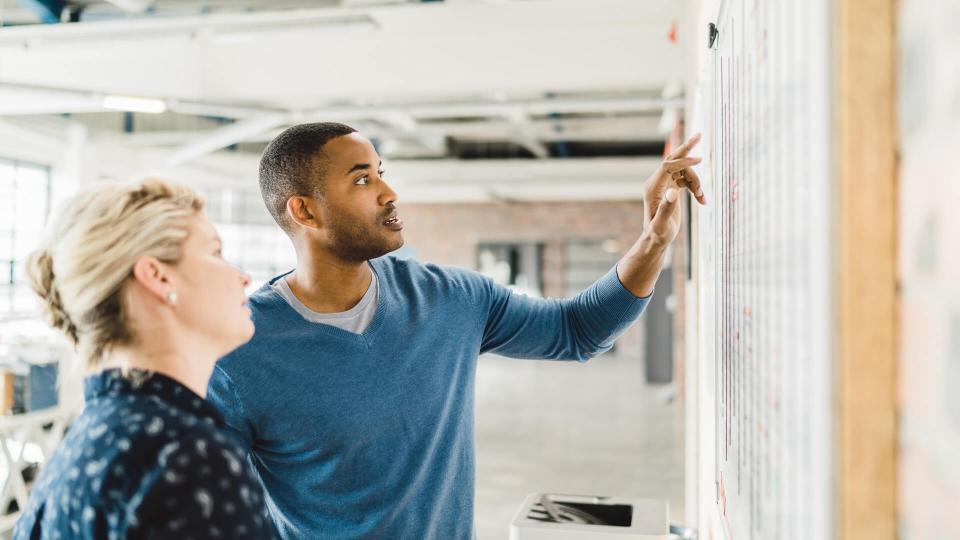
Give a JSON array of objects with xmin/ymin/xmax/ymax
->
[
  {"xmin": 355, "ymin": 175, "xmax": 369, "ymax": 185},
  {"xmin": 378, "ymin": 170, "xmax": 386, "ymax": 178}
]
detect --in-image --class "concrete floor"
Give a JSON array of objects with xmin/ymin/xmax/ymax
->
[{"xmin": 475, "ymin": 352, "xmax": 685, "ymax": 540}]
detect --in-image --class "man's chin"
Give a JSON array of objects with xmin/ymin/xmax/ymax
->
[{"xmin": 358, "ymin": 236, "xmax": 405, "ymax": 262}]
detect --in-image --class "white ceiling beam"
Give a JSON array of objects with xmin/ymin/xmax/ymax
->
[
  {"xmin": 0, "ymin": 79, "xmax": 678, "ymax": 120},
  {"xmin": 113, "ymin": 115, "xmax": 664, "ymax": 147},
  {"xmin": 339, "ymin": 0, "xmax": 411, "ymax": 7},
  {"xmin": 429, "ymin": 115, "xmax": 663, "ymax": 142},
  {"xmin": 0, "ymin": 9, "xmax": 379, "ymax": 47},
  {"xmin": 163, "ymin": 113, "xmax": 290, "ymax": 167},
  {"xmin": 77, "ymin": 0, "xmax": 344, "ymax": 20},
  {"xmin": 102, "ymin": 0, "xmax": 154, "ymax": 14},
  {"xmin": 300, "ymin": 96, "xmax": 681, "ymax": 120},
  {"xmin": 377, "ymin": 112, "xmax": 418, "ymax": 133},
  {"xmin": 164, "ymin": 99, "xmax": 281, "ymax": 119},
  {"xmin": 504, "ymin": 110, "xmax": 549, "ymax": 159},
  {"xmin": 0, "ymin": 81, "xmax": 284, "ymax": 118},
  {"xmin": 202, "ymin": 95, "xmax": 682, "ymax": 121},
  {"xmin": 0, "ymin": 118, "xmax": 68, "ymax": 163},
  {"xmin": 370, "ymin": 112, "xmax": 450, "ymax": 156},
  {"xmin": 0, "ymin": 83, "xmax": 102, "ymax": 115}
]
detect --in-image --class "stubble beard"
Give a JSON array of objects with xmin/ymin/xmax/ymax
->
[{"xmin": 327, "ymin": 218, "xmax": 404, "ymax": 263}]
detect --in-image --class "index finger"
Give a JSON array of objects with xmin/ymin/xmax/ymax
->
[{"xmin": 668, "ymin": 132, "xmax": 702, "ymax": 159}]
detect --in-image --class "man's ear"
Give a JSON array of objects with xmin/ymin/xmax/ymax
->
[
  {"xmin": 286, "ymin": 196, "xmax": 323, "ymax": 230},
  {"xmin": 131, "ymin": 255, "xmax": 174, "ymax": 303}
]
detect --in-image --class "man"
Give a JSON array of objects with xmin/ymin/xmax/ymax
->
[{"xmin": 207, "ymin": 122, "xmax": 704, "ymax": 539}]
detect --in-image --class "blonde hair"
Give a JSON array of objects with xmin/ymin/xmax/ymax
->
[{"xmin": 25, "ymin": 178, "xmax": 204, "ymax": 369}]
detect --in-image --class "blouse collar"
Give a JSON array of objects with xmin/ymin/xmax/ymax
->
[{"xmin": 84, "ymin": 368, "xmax": 224, "ymax": 426}]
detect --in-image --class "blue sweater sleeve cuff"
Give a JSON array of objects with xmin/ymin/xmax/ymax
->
[{"xmin": 592, "ymin": 265, "xmax": 653, "ymax": 322}]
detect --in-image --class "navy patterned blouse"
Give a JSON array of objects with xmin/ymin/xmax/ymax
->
[{"xmin": 13, "ymin": 369, "xmax": 278, "ymax": 540}]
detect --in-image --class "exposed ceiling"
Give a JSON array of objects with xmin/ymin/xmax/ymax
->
[{"xmin": 0, "ymin": 0, "xmax": 688, "ymax": 200}]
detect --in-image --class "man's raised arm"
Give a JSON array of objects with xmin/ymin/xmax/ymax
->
[{"xmin": 617, "ymin": 133, "xmax": 706, "ymax": 298}]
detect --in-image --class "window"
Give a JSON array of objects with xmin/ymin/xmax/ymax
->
[
  {"xmin": 0, "ymin": 160, "xmax": 52, "ymax": 315},
  {"xmin": 218, "ymin": 223, "xmax": 296, "ymax": 290},
  {"xmin": 476, "ymin": 242, "xmax": 543, "ymax": 297},
  {"xmin": 198, "ymin": 187, "xmax": 296, "ymax": 291}
]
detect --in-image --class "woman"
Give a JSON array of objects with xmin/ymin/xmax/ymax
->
[{"xmin": 13, "ymin": 179, "xmax": 277, "ymax": 539}]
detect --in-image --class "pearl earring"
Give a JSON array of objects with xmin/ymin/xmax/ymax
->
[{"xmin": 166, "ymin": 291, "xmax": 178, "ymax": 305}]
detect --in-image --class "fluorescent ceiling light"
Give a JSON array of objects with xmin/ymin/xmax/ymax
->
[{"xmin": 102, "ymin": 95, "xmax": 167, "ymax": 114}]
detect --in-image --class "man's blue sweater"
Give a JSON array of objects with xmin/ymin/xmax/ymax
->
[{"xmin": 207, "ymin": 256, "xmax": 650, "ymax": 539}]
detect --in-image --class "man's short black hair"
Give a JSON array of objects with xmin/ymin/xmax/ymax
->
[{"xmin": 259, "ymin": 122, "xmax": 357, "ymax": 232}]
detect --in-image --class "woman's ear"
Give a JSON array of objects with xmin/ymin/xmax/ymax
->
[
  {"xmin": 131, "ymin": 255, "xmax": 175, "ymax": 304},
  {"xmin": 286, "ymin": 196, "xmax": 323, "ymax": 230}
]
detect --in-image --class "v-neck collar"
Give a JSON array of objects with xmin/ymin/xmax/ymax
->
[{"xmin": 261, "ymin": 258, "xmax": 389, "ymax": 342}]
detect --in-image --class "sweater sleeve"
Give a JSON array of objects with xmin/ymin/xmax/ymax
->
[
  {"xmin": 477, "ymin": 264, "xmax": 651, "ymax": 361},
  {"xmin": 206, "ymin": 365, "xmax": 255, "ymax": 452}
]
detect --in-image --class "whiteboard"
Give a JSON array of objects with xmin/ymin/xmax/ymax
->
[{"xmin": 686, "ymin": 1, "xmax": 835, "ymax": 538}]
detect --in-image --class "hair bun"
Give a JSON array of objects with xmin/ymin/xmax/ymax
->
[{"xmin": 25, "ymin": 249, "xmax": 80, "ymax": 345}]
